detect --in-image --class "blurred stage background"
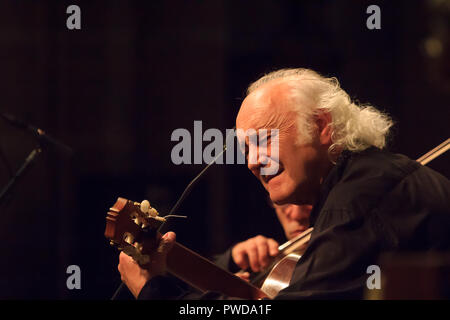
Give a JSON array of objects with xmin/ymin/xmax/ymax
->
[{"xmin": 0, "ymin": 0, "xmax": 448, "ymax": 299}]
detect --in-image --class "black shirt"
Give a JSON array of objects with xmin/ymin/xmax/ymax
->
[{"xmin": 138, "ymin": 148, "xmax": 450, "ymax": 300}]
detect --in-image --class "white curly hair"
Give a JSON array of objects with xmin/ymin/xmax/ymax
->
[{"xmin": 246, "ymin": 68, "xmax": 393, "ymax": 156}]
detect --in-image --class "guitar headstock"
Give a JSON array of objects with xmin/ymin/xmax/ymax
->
[{"xmin": 105, "ymin": 197, "xmax": 166, "ymax": 266}]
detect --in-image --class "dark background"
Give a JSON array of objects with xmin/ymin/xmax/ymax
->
[{"xmin": 0, "ymin": 0, "xmax": 448, "ymax": 299}]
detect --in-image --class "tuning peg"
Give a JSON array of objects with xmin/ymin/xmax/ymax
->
[
  {"xmin": 133, "ymin": 242, "xmax": 143, "ymax": 252},
  {"xmin": 124, "ymin": 233, "xmax": 135, "ymax": 245},
  {"xmin": 140, "ymin": 200, "xmax": 150, "ymax": 213},
  {"xmin": 148, "ymin": 208, "xmax": 158, "ymax": 217}
]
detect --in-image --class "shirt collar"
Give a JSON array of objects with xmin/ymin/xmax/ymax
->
[{"xmin": 309, "ymin": 149, "xmax": 353, "ymax": 226}]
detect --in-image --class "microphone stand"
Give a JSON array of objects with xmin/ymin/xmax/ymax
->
[
  {"xmin": 0, "ymin": 112, "xmax": 74, "ymax": 206},
  {"xmin": 0, "ymin": 145, "xmax": 42, "ymax": 206}
]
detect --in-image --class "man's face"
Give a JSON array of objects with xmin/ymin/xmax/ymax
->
[
  {"xmin": 274, "ymin": 204, "xmax": 312, "ymax": 240},
  {"xmin": 236, "ymin": 80, "xmax": 332, "ymax": 205}
]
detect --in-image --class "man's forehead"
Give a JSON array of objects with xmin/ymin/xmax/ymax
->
[
  {"xmin": 238, "ymin": 95, "xmax": 271, "ymax": 127},
  {"xmin": 235, "ymin": 128, "xmax": 280, "ymax": 154},
  {"xmin": 237, "ymin": 101, "xmax": 278, "ymax": 133},
  {"xmin": 237, "ymin": 80, "xmax": 294, "ymax": 129}
]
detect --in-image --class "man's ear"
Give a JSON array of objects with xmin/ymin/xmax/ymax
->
[{"xmin": 315, "ymin": 112, "xmax": 332, "ymax": 146}]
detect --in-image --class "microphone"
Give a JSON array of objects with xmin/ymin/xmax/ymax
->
[{"xmin": 0, "ymin": 112, "xmax": 73, "ymax": 156}]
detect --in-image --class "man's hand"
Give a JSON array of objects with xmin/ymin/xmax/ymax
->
[
  {"xmin": 117, "ymin": 231, "xmax": 176, "ymax": 298},
  {"xmin": 234, "ymin": 271, "xmax": 251, "ymax": 282},
  {"xmin": 231, "ymin": 235, "xmax": 279, "ymax": 272}
]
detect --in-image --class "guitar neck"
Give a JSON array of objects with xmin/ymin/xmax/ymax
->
[{"xmin": 167, "ymin": 242, "xmax": 267, "ymax": 300}]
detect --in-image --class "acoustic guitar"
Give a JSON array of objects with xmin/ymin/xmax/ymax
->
[{"xmin": 105, "ymin": 197, "xmax": 312, "ymax": 299}]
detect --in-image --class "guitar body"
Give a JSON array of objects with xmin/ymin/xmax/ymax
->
[{"xmin": 260, "ymin": 253, "xmax": 301, "ymax": 298}]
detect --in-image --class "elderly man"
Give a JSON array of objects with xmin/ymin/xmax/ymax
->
[{"xmin": 118, "ymin": 68, "xmax": 450, "ymax": 299}]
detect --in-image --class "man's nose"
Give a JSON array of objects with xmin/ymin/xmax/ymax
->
[
  {"xmin": 285, "ymin": 206, "xmax": 311, "ymax": 226},
  {"xmin": 285, "ymin": 207, "xmax": 302, "ymax": 220},
  {"xmin": 248, "ymin": 156, "xmax": 262, "ymax": 174},
  {"xmin": 247, "ymin": 150, "xmax": 268, "ymax": 174}
]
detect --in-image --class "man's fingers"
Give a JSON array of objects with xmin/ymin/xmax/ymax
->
[
  {"xmin": 235, "ymin": 271, "xmax": 250, "ymax": 282},
  {"xmin": 163, "ymin": 231, "xmax": 176, "ymax": 242},
  {"xmin": 256, "ymin": 239, "xmax": 270, "ymax": 268},
  {"xmin": 158, "ymin": 232, "xmax": 176, "ymax": 253},
  {"xmin": 246, "ymin": 245, "xmax": 260, "ymax": 272},
  {"xmin": 255, "ymin": 238, "xmax": 279, "ymax": 269},
  {"xmin": 268, "ymin": 238, "xmax": 280, "ymax": 257},
  {"xmin": 118, "ymin": 251, "xmax": 137, "ymax": 282},
  {"xmin": 232, "ymin": 236, "xmax": 280, "ymax": 272},
  {"xmin": 233, "ymin": 250, "xmax": 250, "ymax": 270},
  {"xmin": 119, "ymin": 251, "xmax": 133, "ymax": 265}
]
